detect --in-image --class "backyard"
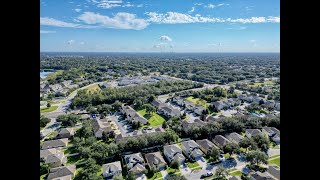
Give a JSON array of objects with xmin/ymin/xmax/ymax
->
[
  {"xmin": 147, "ymin": 171, "xmax": 163, "ymax": 180},
  {"xmin": 268, "ymin": 155, "xmax": 280, "ymax": 167},
  {"xmin": 186, "ymin": 161, "xmax": 200, "ymax": 169},
  {"xmin": 185, "ymin": 96, "xmax": 210, "ymax": 108},
  {"xmin": 137, "ymin": 109, "xmax": 166, "ymax": 126},
  {"xmin": 40, "ymin": 106, "xmax": 58, "ymax": 113}
]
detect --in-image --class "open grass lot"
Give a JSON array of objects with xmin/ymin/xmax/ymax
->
[
  {"xmin": 185, "ymin": 96, "xmax": 210, "ymax": 108},
  {"xmin": 166, "ymin": 167, "xmax": 181, "ymax": 175},
  {"xmin": 85, "ymin": 84, "xmax": 101, "ymax": 94},
  {"xmin": 44, "ymin": 70, "xmax": 64, "ymax": 80},
  {"xmin": 137, "ymin": 109, "xmax": 166, "ymax": 126},
  {"xmin": 268, "ymin": 156, "xmax": 280, "ymax": 167},
  {"xmin": 147, "ymin": 171, "xmax": 163, "ymax": 180},
  {"xmin": 186, "ymin": 161, "xmax": 200, "ymax": 168},
  {"xmin": 40, "ymin": 106, "xmax": 58, "ymax": 113}
]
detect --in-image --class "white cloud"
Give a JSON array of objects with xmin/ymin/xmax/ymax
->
[
  {"xmin": 194, "ymin": 3, "xmax": 203, "ymax": 6},
  {"xmin": 160, "ymin": 35, "xmax": 172, "ymax": 42},
  {"xmin": 78, "ymin": 11, "xmax": 149, "ymax": 30},
  {"xmin": 146, "ymin": 12, "xmax": 280, "ymax": 24},
  {"xmin": 40, "ymin": 30, "xmax": 56, "ymax": 34},
  {"xmin": 67, "ymin": 40, "xmax": 75, "ymax": 45},
  {"xmin": 227, "ymin": 26, "xmax": 247, "ymax": 30},
  {"xmin": 122, "ymin": 3, "xmax": 134, "ymax": 7},
  {"xmin": 87, "ymin": 0, "xmax": 123, "ymax": 9},
  {"xmin": 80, "ymin": 42, "xmax": 85, "ymax": 45},
  {"xmin": 137, "ymin": 4, "xmax": 143, "ymax": 8},
  {"xmin": 188, "ymin": 7, "xmax": 195, "ymax": 13},
  {"xmin": 74, "ymin": 9, "xmax": 82, "ymax": 12},
  {"xmin": 40, "ymin": 17, "xmax": 80, "ymax": 27},
  {"xmin": 207, "ymin": 4, "xmax": 216, "ymax": 9}
]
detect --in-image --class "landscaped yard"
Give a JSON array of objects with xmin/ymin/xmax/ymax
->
[
  {"xmin": 268, "ymin": 155, "xmax": 280, "ymax": 167},
  {"xmin": 186, "ymin": 161, "xmax": 200, "ymax": 168},
  {"xmin": 63, "ymin": 147, "xmax": 77, "ymax": 155},
  {"xmin": 147, "ymin": 171, "xmax": 163, "ymax": 180},
  {"xmin": 40, "ymin": 106, "xmax": 58, "ymax": 113},
  {"xmin": 40, "ymin": 174, "xmax": 47, "ymax": 180},
  {"xmin": 228, "ymin": 168, "xmax": 242, "ymax": 176},
  {"xmin": 166, "ymin": 167, "xmax": 181, "ymax": 175},
  {"xmin": 67, "ymin": 155, "xmax": 85, "ymax": 165},
  {"xmin": 137, "ymin": 109, "xmax": 165, "ymax": 126}
]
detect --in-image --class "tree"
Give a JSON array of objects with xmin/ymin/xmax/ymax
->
[
  {"xmin": 102, "ymin": 131, "xmax": 109, "ymax": 142},
  {"xmin": 144, "ymin": 104, "xmax": 156, "ymax": 115},
  {"xmin": 40, "ymin": 115, "xmax": 51, "ymax": 128},
  {"xmin": 113, "ymin": 174, "xmax": 125, "ymax": 180},
  {"xmin": 126, "ymin": 172, "xmax": 136, "ymax": 180},
  {"xmin": 170, "ymin": 160, "xmax": 179, "ymax": 169},
  {"xmin": 47, "ymin": 102, "xmax": 51, "ymax": 108},
  {"xmin": 223, "ymin": 143, "xmax": 240, "ymax": 157},
  {"xmin": 162, "ymin": 121, "xmax": 168, "ymax": 129},
  {"xmin": 239, "ymin": 137, "xmax": 258, "ymax": 152},
  {"xmin": 246, "ymin": 150, "xmax": 268, "ymax": 166},
  {"xmin": 215, "ymin": 166, "xmax": 228, "ymax": 179},
  {"xmin": 40, "ymin": 159, "xmax": 49, "ymax": 175},
  {"xmin": 56, "ymin": 113, "xmax": 80, "ymax": 127},
  {"xmin": 252, "ymin": 134, "xmax": 270, "ymax": 152},
  {"xmin": 207, "ymin": 148, "xmax": 220, "ymax": 162},
  {"xmin": 166, "ymin": 174, "xmax": 187, "ymax": 180}
]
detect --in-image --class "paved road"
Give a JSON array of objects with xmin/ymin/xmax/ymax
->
[{"xmin": 267, "ymin": 148, "xmax": 280, "ymax": 157}]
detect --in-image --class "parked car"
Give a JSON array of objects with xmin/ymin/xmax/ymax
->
[{"xmin": 200, "ymin": 172, "xmax": 213, "ymax": 178}]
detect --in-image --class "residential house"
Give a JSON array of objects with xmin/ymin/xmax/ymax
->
[
  {"xmin": 267, "ymin": 165, "xmax": 280, "ymax": 180},
  {"xmin": 122, "ymin": 106, "xmax": 148, "ymax": 125},
  {"xmin": 194, "ymin": 105, "xmax": 206, "ymax": 115},
  {"xmin": 196, "ymin": 139, "xmax": 218, "ymax": 155},
  {"xmin": 145, "ymin": 152, "xmax": 167, "ymax": 169},
  {"xmin": 124, "ymin": 153, "xmax": 146, "ymax": 175},
  {"xmin": 47, "ymin": 165, "xmax": 76, "ymax": 180},
  {"xmin": 226, "ymin": 132, "xmax": 243, "ymax": 145},
  {"xmin": 45, "ymin": 151, "xmax": 67, "ymax": 168},
  {"xmin": 102, "ymin": 161, "xmax": 122, "ymax": 178},
  {"xmin": 172, "ymin": 97, "xmax": 185, "ymax": 106},
  {"xmin": 263, "ymin": 100, "xmax": 276, "ymax": 109},
  {"xmin": 80, "ymin": 114, "xmax": 91, "ymax": 120},
  {"xmin": 92, "ymin": 118, "xmax": 116, "ymax": 138},
  {"xmin": 57, "ymin": 128, "xmax": 74, "ymax": 139},
  {"xmin": 274, "ymin": 102, "xmax": 280, "ymax": 111},
  {"xmin": 40, "ymin": 84, "xmax": 51, "ymax": 93},
  {"xmin": 206, "ymin": 115, "xmax": 216, "ymax": 122},
  {"xmin": 181, "ymin": 140, "xmax": 204, "ymax": 160},
  {"xmin": 245, "ymin": 129, "xmax": 263, "ymax": 138},
  {"xmin": 40, "ymin": 148, "xmax": 59, "ymax": 160},
  {"xmin": 163, "ymin": 144, "xmax": 186, "ymax": 164},
  {"xmin": 101, "ymin": 83, "xmax": 109, "ymax": 89},
  {"xmin": 181, "ymin": 119, "xmax": 207, "ymax": 133},
  {"xmin": 262, "ymin": 127, "xmax": 280, "ymax": 137},
  {"xmin": 213, "ymin": 135, "xmax": 231, "ymax": 148},
  {"xmin": 41, "ymin": 138, "xmax": 68, "ymax": 150},
  {"xmin": 49, "ymin": 84, "xmax": 64, "ymax": 93},
  {"xmin": 151, "ymin": 100, "xmax": 166, "ymax": 110},
  {"xmin": 212, "ymin": 102, "xmax": 226, "ymax": 111},
  {"xmin": 159, "ymin": 106, "xmax": 181, "ymax": 118},
  {"xmin": 250, "ymin": 171, "xmax": 277, "ymax": 180}
]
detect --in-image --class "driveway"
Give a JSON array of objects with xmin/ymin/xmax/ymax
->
[
  {"xmin": 159, "ymin": 167, "xmax": 168, "ymax": 179},
  {"xmin": 268, "ymin": 148, "xmax": 280, "ymax": 157},
  {"xmin": 179, "ymin": 163, "xmax": 191, "ymax": 175},
  {"xmin": 109, "ymin": 115, "xmax": 130, "ymax": 137},
  {"xmin": 195, "ymin": 157, "xmax": 207, "ymax": 168}
]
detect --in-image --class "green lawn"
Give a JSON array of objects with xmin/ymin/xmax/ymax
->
[
  {"xmin": 96, "ymin": 166, "xmax": 103, "ymax": 176},
  {"xmin": 269, "ymin": 154, "xmax": 280, "ymax": 159},
  {"xmin": 147, "ymin": 171, "xmax": 163, "ymax": 180},
  {"xmin": 67, "ymin": 155, "xmax": 85, "ymax": 165},
  {"xmin": 230, "ymin": 170, "xmax": 242, "ymax": 176},
  {"xmin": 186, "ymin": 161, "xmax": 200, "ymax": 169},
  {"xmin": 268, "ymin": 156, "xmax": 280, "ymax": 167},
  {"xmin": 40, "ymin": 174, "xmax": 47, "ymax": 180},
  {"xmin": 85, "ymin": 84, "xmax": 101, "ymax": 94},
  {"xmin": 223, "ymin": 153, "xmax": 230, "ymax": 159},
  {"xmin": 166, "ymin": 167, "xmax": 181, "ymax": 175},
  {"xmin": 47, "ymin": 131, "xmax": 58, "ymax": 139},
  {"xmin": 40, "ymin": 106, "xmax": 58, "ymax": 113},
  {"xmin": 137, "ymin": 109, "xmax": 165, "ymax": 127},
  {"xmin": 185, "ymin": 96, "xmax": 210, "ymax": 108},
  {"xmin": 63, "ymin": 147, "xmax": 77, "ymax": 155}
]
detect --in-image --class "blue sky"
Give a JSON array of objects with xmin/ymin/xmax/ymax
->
[{"xmin": 40, "ymin": 0, "xmax": 280, "ymax": 52}]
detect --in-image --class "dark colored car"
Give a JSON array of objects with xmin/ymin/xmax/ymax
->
[{"xmin": 200, "ymin": 172, "xmax": 213, "ymax": 178}]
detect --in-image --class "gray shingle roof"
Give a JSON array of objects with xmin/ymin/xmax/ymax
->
[
  {"xmin": 47, "ymin": 165, "xmax": 76, "ymax": 180},
  {"xmin": 41, "ymin": 138, "xmax": 68, "ymax": 150},
  {"xmin": 145, "ymin": 152, "xmax": 167, "ymax": 168},
  {"xmin": 213, "ymin": 135, "xmax": 231, "ymax": 147},
  {"xmin": 196, "ymin": 139, "xmax": 218, "ymax": 152}
]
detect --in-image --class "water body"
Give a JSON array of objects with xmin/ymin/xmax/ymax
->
[{"xmin": 40, "ymin": 70, "xmax": 54, "ymax": 78}]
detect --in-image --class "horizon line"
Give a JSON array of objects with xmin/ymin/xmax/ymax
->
[{"xmin": 40, "ymin": 51, "xmax": 280, "ymax": 53}]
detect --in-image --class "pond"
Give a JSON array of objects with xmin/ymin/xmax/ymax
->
[{"xmin": 40, "ymin": 70, "xmax": 54, "ymax": 78}]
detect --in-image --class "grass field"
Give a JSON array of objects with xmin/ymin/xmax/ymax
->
[
  {"xmin": 40, "ymin": 106, "xmax": 58, "ymax": 113},
  {"xmin": 185, "ymin": 96, "xmax": 210, "ymax": 108},
  {"xmin": 228, "ymin": 168, "xmax": 242, "ymax": 176},
  {"xmin": 137, "ymin": 109, "xmax": 165, "ymax": 126},
  {"xmin": 147, "ymin": 171, "xmax": 163, "ymax": 180},
  {"xmin": 268, "ymin": 156, "xmax": 280, "ymax": 167},
  {"xmin": 85, "ymin": 84, "xmax": 101, "ymax": 94},
  {"xmin": 166, "ymin": 167, "xmax": 181, "ymax": 175},
  {"xmin": 44, "ymin": 70, "xmax": 64, "ymax": 80},
  {"xmin": 186, "ymin": 161, "xmax": 200, "ymax": 168}
]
